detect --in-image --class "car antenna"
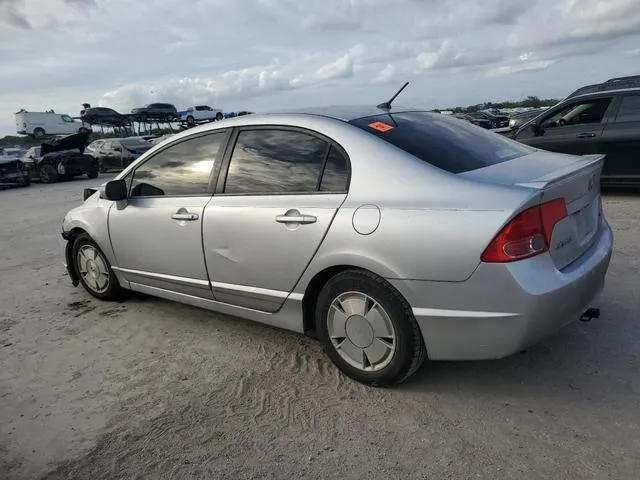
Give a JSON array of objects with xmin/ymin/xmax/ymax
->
[{"xmin": 376, "ymin": 81, "xmax": 409, "ymax": 111}]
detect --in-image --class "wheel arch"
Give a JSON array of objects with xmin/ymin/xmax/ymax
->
[{"xmin": 300, "ymin": 260, "xmax": 405, "ymax": 338}]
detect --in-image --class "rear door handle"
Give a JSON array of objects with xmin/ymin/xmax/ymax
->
[
  {"xmin": 576, "ymin": 132, "xmax": 596, "ymax": 138},
  {"xmin": 275, "ymin": 213, "xmax": 317, "ymax": 224},
  {"xmin": 171, "ymin": 210, "xmax": 199, "ymax": 221}
]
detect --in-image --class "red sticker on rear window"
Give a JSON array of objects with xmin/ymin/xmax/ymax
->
[{"xmin": 368, "ymin": 121, "xmax": 394, "ymax": 132}]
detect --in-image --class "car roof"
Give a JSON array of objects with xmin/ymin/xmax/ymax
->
[
  {"xmin": 566, "ymin": 87, "xmax": 640, "ymax": 102},
  {"xmin": 265, "ymin": 105, "xmax": 429, "ymax": 121}
]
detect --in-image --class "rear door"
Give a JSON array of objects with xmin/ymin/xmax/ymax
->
[
  {"xmin": 515, "ymin": 97, "xmax": 614, "ymax": 155},
  {"xmin": 598, "ymin": 93, "xmax": 640, "ymax": 182},
  {"xmin": 203, "ymin": 126, "xmax": 350, "ymax": 312}
]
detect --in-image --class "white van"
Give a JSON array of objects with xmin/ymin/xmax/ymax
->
[{"xmin": 14, "ymin": 110, "xmax": 88, "ymax": 138}]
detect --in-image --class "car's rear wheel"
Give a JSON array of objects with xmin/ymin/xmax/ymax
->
[
  {"xmin": 33, "ymin": 127, "xmax": 46, "ymax": 139},
  {"xmin": 186, "ymin": 115, "xmax": 195, "ymax": 126},
  {"xmin": 316, "ymin": 270, "xmax": 427, "ymax": 387},
  {"xmin": 39, "ymin": 164, "xmax": 58, "ymax": 183},
  {"xmin": 215, "ymin": 112, "xmax": 223, "ymax": 121},
  {"xmin": 72, "ymin": 233, "xmax": 123, "ymax": 300}
]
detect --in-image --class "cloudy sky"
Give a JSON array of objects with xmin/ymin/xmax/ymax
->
[{"xmin": 1, "ymin": 0, "xmax": 639, "ymax": 135}]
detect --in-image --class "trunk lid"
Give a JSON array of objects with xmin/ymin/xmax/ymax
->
[{"xmin": 461, "ymin": 150, "xmax": 604, "ymax": 270}]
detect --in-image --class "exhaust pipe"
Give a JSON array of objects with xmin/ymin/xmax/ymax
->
[{"xmin": 580, "ymin": 307, "xmax": 600, "ymax": 323}]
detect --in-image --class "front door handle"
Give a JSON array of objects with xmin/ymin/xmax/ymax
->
[
  {"xmin": 171, "ymin": 209, "xmax": 199, "ymax": 221},
  {"xmin": 276, "ymin": 210, "xmax": 317, "ymax": 224},
  {"xmin": 576, "ymin": 132, "xmax": 596, "ymax": 138}
]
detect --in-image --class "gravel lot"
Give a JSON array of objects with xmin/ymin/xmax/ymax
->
[{"xmin": 1, "ymin": 178, "xmax": 639, "ymax": 480}]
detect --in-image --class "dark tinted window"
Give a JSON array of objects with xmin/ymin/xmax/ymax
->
[
  {"xmin": 541, "ymin": 98, "xmax": 612, "ymax": 128},
  {"xmin": 349, "ymin": 112, "xmax": 533, "ymax": 174},
  {"xmin": 130, "ymin": 132, "xmax": 225, "ymax": 197},
  {"xmin": 615, "ymin": 95, "xmax": 640, "ymax": 123},
  {"xmin": 320, "ymin": 146, "xmax": 349, "ymax": 192},
  {"xmin": 195, "ymin": 106, "xmax": 210, "ymax": 111},
  {"xmin": 224, "ymin": 129, "xmax": 328, "ymax": 194}
]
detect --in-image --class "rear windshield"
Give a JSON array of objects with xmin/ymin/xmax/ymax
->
[{"xmin": 349, "ymin": 112, "xmax": 534, "ymax": 173}]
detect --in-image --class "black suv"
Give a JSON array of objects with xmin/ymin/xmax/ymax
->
[
  {"xmin": 131, "ymin": 103, "xmax": 178, "ymax": 120},
  {"xmin": 511, "ymin": 86, "xmax": 640, "ymax": 187}
]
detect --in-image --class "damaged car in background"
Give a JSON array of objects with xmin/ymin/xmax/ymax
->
[
  {"xmin": 23, "ymin": 131, "xmax": 99, "ymax": 183},
  {"xmin": 0, "ymin": 147, "xmax": 30, "ymax": 187}
]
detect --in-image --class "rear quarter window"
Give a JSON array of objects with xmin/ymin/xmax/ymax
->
[{"xmin": 349, "ymin": 112, "xmax": 534, "ymax": 173}]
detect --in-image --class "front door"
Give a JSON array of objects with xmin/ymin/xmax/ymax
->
[
  {"xmin": 515, "ymin": 97, "xmax": 614, "ymax": 156},
  {"xmin": 108, "ymin": 130, "xmax": 229, "ymax": 298},
  {"xmin": 204, "ymin": 127, "xmax": 351, "ymax": 312}
]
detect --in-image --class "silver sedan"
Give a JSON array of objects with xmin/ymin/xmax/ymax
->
[{"xmin": 61, "ymin": 106, "xmax": 613, "ymax": 386}]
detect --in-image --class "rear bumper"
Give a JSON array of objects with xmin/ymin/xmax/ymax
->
[{"xmin": 389, "ymin": 220, "xmax": 614, "ymax": 360}]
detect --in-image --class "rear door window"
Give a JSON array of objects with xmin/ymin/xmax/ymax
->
[
  {"xmin": 614, "ymin": 95, "xmax": 640, "ymax": 123},
  {"xmin": 349, "ymin": 112, "xmax": 534, "ymax": 174},
  {"xmin": 223, "ymin": 129, "xmax": 330, "ymax": 194}
]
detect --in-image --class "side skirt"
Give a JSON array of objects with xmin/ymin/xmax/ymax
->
[{"xmin": 129, "ymin": 282, "xmax": 306, "ymax": 334}]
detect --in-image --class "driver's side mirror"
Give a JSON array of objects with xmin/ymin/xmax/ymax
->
[{"xmin": 104, "ymin": 179, "xmax": 127, "ymax": 201}]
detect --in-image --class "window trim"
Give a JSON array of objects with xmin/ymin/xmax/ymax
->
[
  {"xmin": 126, "ymin": 128, "xmax": 232, "ymax": 199},
  {"xmin": 214, "ymin": 125, "xmax": 352, "ymax": 197}
]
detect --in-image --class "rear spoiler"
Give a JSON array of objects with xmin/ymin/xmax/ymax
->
[
  {"xmin": 83, "ymin": 187, "xmax": 98, "ymax": 200},
  {"xmin": 515, "ymin": 154, "xmax": 605, "ymax": 189}
]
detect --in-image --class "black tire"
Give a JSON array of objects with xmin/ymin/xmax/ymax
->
[
  {"xmin": 315, "ymin": 269, "xmax": 427, "ymax": 387},
  {"xmin": 39, "ymin": 164, "xmax": 58, "ymax": 183},
  {"xmin": 215, "ymin": 112, "xmax": 223, "ymax": 121},
  {"xmin": 86, "ymin": 162, "xmax": 99, "ymax": 179},
  {"xmin": 33, "ymin": 127, "xmax": 46, "ymax": 139},
  {"xmin": 72, "ymin": 233, "xmax": 123, "ymax": 301},
  {"xmin": 186, "ymin": 115, "xmax": 195, "ymax": 126}
]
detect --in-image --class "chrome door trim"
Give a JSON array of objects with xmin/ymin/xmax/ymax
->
[
  {"xmin": 212, "ymin": 281, "xmax": 303, "ymax": 301},
  {"xmin": 112, "ymin": 266, "xmax": 210, "ymax": 288},
  {"xmin": 212, "ymin": 281, "xmax": 289, "ymax": 298}
]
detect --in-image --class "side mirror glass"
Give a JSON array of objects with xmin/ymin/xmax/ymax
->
[{"xmin": 104, "ymin": 179, "xmax": 127, "ymax": 201}]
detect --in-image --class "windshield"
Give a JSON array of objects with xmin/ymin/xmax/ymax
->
[{"xmin": 349, "ymin": 112, "xmax": 534, "ymax": 174}]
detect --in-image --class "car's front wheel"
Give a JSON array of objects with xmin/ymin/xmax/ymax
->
[
  {"xmin": 72, "ymin": 233, "xmax": 123, "ymax": 300},
  {"xmin": 316, "ymin": 270, "xmax": 427, "ymax": 387}
]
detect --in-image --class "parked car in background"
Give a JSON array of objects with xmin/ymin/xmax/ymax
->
[
  {"xmin": 180, "ymin": 105, "xmax": 224, "ymax": 125},
  {"xmin": 467, "ymin": 111, "xmax": 510, "ymax": 129},
  {"xmin": 0, "ymin": 148, "xmax": 30, "ymax": 187},
  {"xmin": 15, "ymin": 110, "xmax": 89, "ymax": 139},
  {"xmin": 508, "ymin": 109, "xmax": 545, "ymax": 130},
  {"xmin": 81, "ymin": 107, "xmax": 129, "ymax": 127},
  {"xmin": 62, "ymin": 106, "xmax": 612, "ymax": 387},
  {"xmin": 511, "ymin": 88, "xmax": 640, "ymax": 187},
  {"xmin": 131, "ymin": 103, "xmax": 178, "ymax": 121},
  {"xmin": 149, "ymin": 134, "xmax": 175, "ymax": 145},
  {"xmin": 223, "ymin": 111, "xmax": 253, "ymax": 119},
  {"xmin": 24, "ymin": 132, "xmax": 98, "ymax": 183},
  {"xmin": 456, "ymin": 113, "xmax": 494, "ymax": 129},
  {"xmin": 88, "ymin": 137, "xmax": 153, "ymax": 172}
]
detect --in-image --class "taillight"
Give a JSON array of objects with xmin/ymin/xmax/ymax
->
[{"xmin": 481, "ymin": 198, "xmax": 568, "ymax": 263}]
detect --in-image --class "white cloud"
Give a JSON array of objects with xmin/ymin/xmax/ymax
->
[{"xmin": 1, "ymin": 0, "xmax": 640, "ymax": 134}]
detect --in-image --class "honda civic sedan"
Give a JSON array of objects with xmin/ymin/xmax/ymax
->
[{"xmin": 61, "ymin": 106, "xmax": 613, "ymax": 386}]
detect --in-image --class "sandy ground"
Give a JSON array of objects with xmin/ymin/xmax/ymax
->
[{"xmin": 0, "ymin": 178, "xmax": 639, "ymax": 480}]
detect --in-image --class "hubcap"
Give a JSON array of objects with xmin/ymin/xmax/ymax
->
[
  {"xmin": 327, "ymin": 291, "xmax": 396, "ymax": 372},
  {"xmin": 77, "ymin": 245, "xmax": 110, "ymax": 293}
]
